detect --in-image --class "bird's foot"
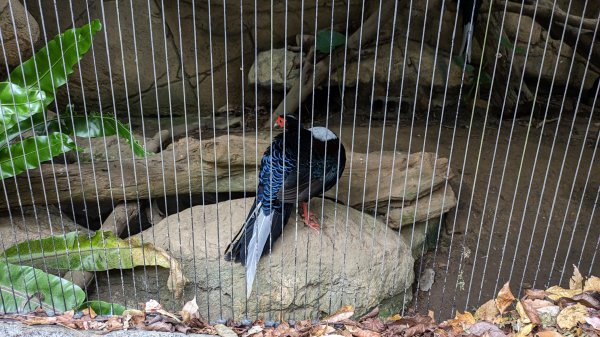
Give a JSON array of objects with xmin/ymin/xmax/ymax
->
[{"xmin": 300, "ymin": 202, "xmax": 321, "ymax": 231}]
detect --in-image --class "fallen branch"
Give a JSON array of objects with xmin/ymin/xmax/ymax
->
[
  {"xmin": 1, "ymin": 134, "xmax": 452, "ymax": 214},
  {"xmin": 501, "ymin": 0, "xmax": 598, "ymax": 32},
  {"xmin": 266, "ymin": 0, "xmax": 397, "ymax": 127}
]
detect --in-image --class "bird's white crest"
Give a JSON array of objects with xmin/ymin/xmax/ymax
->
[{"xmin": 308, "ymin": 126, "xmax": 337, "ymax": 141}]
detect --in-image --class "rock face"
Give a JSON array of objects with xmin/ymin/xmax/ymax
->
[
  {"xmin": 248, "ymin": 49, "xmax": 302, "ymax": 91},
  {"xmin": 93, "ymin": 197, "xmax": 414, "ymax": 320},
  {"xmin": 21, "ymin": 0, "xmax": 364, "ymax": 116},
  {"xmin": 0, "ymin": 0, "xmax": 39, "ymax": 67}
]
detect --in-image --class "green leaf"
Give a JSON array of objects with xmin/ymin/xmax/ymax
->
[
  {"xmin": 46, "ymin": 114, "xmax": 149, "ymax": 158},
  {"xmin": 0, "ymin": 133, "xmax": 79, "ymax": 180},
  {"xmin": 9, "ymin": 20, "xmax": 102, "ymax": 106},
  {"xmin": 0, "ymin": 82, "xmax": 46, "ymax": 136},
  {"xmin": 78, "ymin": 300, "xmax": 126, "ymax": 316},
  {"xmin": 0, "ymin": 112, "xmax": 48, "ymax": 151},
  {"xmin": 0, "ymin": 262, "xmax": 85, "ymax": 313},
  {"xmin": 316, "ymin": 30, "xmax": 346, "ymax": 54},
  {"xmin": 2, "ymin": 231, "xmax": 188, "ymax": 298}
]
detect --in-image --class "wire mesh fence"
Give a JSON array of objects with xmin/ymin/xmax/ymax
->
[{"xmin": 0, "ymin": 0, "xmax": 598, "ymax": 324}]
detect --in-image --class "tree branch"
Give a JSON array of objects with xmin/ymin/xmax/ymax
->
[{"xmin": 265, "ymin": 0, "xmax": 397, "ymax": 127}]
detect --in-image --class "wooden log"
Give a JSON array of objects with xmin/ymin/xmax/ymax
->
[{"xmin": 1, "ymin": 134, "xmax": 453, "ymax": 214}]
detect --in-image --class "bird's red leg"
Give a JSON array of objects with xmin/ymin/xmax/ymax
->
[{"xmin": 300, "ymin": 202, "xmax": 321, "ymax": 231}]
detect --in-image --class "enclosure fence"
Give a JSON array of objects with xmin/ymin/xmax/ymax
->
[{"xmin": 0, "ymin": 0, "xmax": 598, "ymax": 323}]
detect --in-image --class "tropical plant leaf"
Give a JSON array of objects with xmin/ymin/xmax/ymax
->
[
  {"xmin": 9, "ymin": 20, "xmax": 102, "ymax": 106},
  {"xmin": 78, "ymin": 300, "xmax": 126, "ymax": 316},
  {"xmin": 0, "ymin": 261, "xmax": 85, "ymax": 313},
  {"xmin": 1, "ymin": 231, "xmax": 188, "ymax": 298},
  {"xmin": 316, "ymin": 30, "xmax": 346, "ymax": 54},
  {"xmin": 0, "ymin": 133, "xmax": 79, "ymax": 180},
  {"xmin": 0, "ymin": 82, "xmax": 46, "ymax": 136},
  {"xmin": 46, "ymin": 114, "xmax": 149, "ymax": 157},
  {"xmin": 0, "ymin": 112, "xmax": 48, "ymax": 151}
]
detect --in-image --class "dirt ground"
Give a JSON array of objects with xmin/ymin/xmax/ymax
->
[{"xmin": 306, "ymin": 105, "xmax": 600, "ymax": 321}]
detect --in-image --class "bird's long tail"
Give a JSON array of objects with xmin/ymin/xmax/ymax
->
[
  {"xmin": 224, "ymin": 200, "xmax": 292, "ymax": 298},
  {"xmin": 459, "ymin": 22, "xmax": 474, "ymax": 64},
  {"xmin": 245, "ymin": 205, "xmax": 273, "ymax": 297}
]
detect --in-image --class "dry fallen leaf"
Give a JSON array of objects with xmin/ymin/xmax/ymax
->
[
  {"xmin": 523, "ymin": 299, "xmax": 554, "ymax": 310},
  {"xmin": 516, "ymin": 301, "xmax": 531, "ymax": 324},
  {"xmin": 181, "ymin": 296, "xmax": 200, "ymax": 323},
  {"xmin": 585, "ymin": 316, "xmax": 600, "ymax": 330},
  {"xmin": 545, "ymin": 286, "xmax": 582, "ymax": 301},
  {"xmin": 515, "ymin": 323, "xmax": 534, "ymax": 337},
  {"xmin": 572, "ymin": 292, "xmax": 600, "ymax": 309},
  {"xmin": 536, "ymin": 330, "xmax": 565, "ymax": 337},
  {"xmin": 475, "ymin": 299, "xmax": 499, "ymax": 322},
  {"xmin": 467, "ymin": 321, "xmax": 506, "ymax": 337},
  {"xmin": 348, "ymin": 326, "xmax": 380, "ymax": 337},
  {"xmin": 310, "ymin": 324, "xmax": 335, "ymax": 336},
  {"xmin": 520, "ymin": 299, "xmax": 541, "ymax": 324},
  {"xmin": 570, "ymin": 265, "xmax": 584, "ymax": 290},
  {"xmin": 584, "ymin": 276, "xmax": 600, "ymax": 292},
  {"xmin": 447, "ymin": 311, "xmax": 476, "ymax": 334},
  {"xmin": 556, "ymin": 303, "xmax": 588, "ymax": 330},
  {"xmin": 496, "ymin": 282, "xmax": 516, "ymax": 314},
  {"xmin": 525, "ymin": 288, "xmax": 547, "ymax": 300},
  {"xmin": 81, "ymin": 307, "xmax": 97, "ymax": 319},
  {"xmin": 106, "ymin": 316, "xmax": 124, "ymax": 332},
  {"xmin": 23, "ymin": 316, "xmax": 58, "ymax": 325},
  {"xmin": 323, "ymin": 305, "xmax": 354, "ymax": 323}
]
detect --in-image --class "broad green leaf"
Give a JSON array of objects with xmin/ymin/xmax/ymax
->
[
  {"xmin": 2, "ymin": 231, "xmax": 188, "ymax": 298},
  {"xmin": 316, "ymin": 30, "xmax": 346, "ymax": 54},
  {"xmin": 46, "ymin": 114, "xmax": 149, "ymax": 157},
  {"xmin": 0, "ymin": 133, "xmax": 79, "ymax": 180},
  {"xmin": 10, "ymin": 20, "xmax": 102, "ymax": 106},
  {"xmin": 0, "ymin": 262, "xmax": 85, "ymax": 313},
  {"xmin": 0, "ymin": 82, "xmax": 46, "ymax": 135},
  {"xmin": 78, "ymin": 300, "xmax": 126, "ymax": 316},
  {"xmin": 0, "ymin": 112, "xmax": 48, "ymax": 151}
]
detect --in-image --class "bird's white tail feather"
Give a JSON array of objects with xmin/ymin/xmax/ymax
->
[
  {"xmin": 459, "ymin": 23, "xmax": 474, "ymax": 63},
  {"xmin": 245, "ymin": 204, "xmax": 273, "ymax": 298}
]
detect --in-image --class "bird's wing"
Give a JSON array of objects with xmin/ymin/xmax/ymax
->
[{"xmin": 277, "ymin": 172, "xmax": 325, "ymax": 203}]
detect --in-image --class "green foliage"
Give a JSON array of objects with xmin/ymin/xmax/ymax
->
[
  {"xmin": 2, "ymin": 231, "xmax": 176, "ymax": 272},
  {"xmin": 0, "ymin": 133, "xmax": 80, "ymax": 179},
  {"xmin": 9, "ymin": 20, "xmax": 102, "ymax": 106},
  {"xmin": 78, "ymin": 300, "xmax": 126, "ymax": 316},
  {"xmin": 0, "ymin": 83, "xmax": 46, "ymax": 135},
  {"xmin": 0, "ymin": 261, "xmax": 85, "ymax": 313},
  {"xmin": 0, "ymin": 19, "xmax": 149, "ymax": 181},
  {"xmin": 0, "ymin": 20, "xmax": 152, "ymax": 315},
  {"xmin": 316, "ymin": 30, "xmax": 346, "ymax": 54},
  {"xmin": 44, "ymin": 113, "xmax": 148, "ymax": 157}
]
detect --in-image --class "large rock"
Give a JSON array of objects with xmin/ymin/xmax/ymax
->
[
  {"xmin": 92, "ymin": 197, "xmax": 415, "ymax": 320},
  {"xmin": 504, "ymin": 13, "xmax": 542, "ymax": 45},
  {"xmin": 0, "ymin": 0, "xmax": 39, "ymax": 67},
  {"xmin": 248, "ymin": 49, "xmax": 302, "ymax": 91}
]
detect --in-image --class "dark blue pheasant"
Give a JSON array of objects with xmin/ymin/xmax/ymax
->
[{"xmin": 224, "ymin": 115, "xmax": 346, "ymax": 297}]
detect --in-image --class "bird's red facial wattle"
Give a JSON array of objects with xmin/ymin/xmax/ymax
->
[{"xmin": 275, "ymin": 116, "xmax": 286, "ymax": 128}]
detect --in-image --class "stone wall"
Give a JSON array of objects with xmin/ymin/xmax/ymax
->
[{"xmin": 1, "ymin": 0, "xmax": 598, "ymax": 117}]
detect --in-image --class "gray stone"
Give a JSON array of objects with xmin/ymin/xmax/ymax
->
[
  {"xmin": 0, "ymin": 0, "xmax": 40, "ymax": 66},
  {"xmin": 0, "ymin": 319, "xmax": 216, "ymax": 337},
  {"xmin": 248, "ymin": 49, "xmax": 302, "ymax": 91},
  {"xmin": 92, "ymin": 197, "xmax": 415, "ymax": 320},
  {"xmin": 504, "ymin": 13, "xmax": 542, "ymax": 45}
]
